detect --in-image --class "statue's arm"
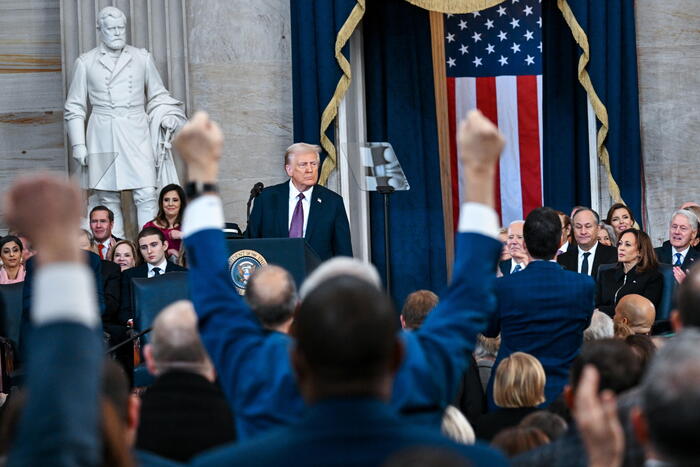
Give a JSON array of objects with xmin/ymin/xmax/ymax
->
[{"xmin": 64, "ymin": 58, "xmax": 89, "ymax": 165}]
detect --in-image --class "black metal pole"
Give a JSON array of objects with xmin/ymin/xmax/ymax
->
[{"xmin": 378, "ymin": 186, "xmax": 395, "ymax": 295}]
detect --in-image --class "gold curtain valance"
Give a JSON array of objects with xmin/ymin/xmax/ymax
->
[{"xmin": 404, "ymin": 0, "xmax": 506, "ymax": 14}]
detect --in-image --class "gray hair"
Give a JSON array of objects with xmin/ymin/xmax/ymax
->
[
  {"xmin": 599, "ymin": 223, "xmax": 617, "ymax": 245},
  {"xmin": 508, "ymin": 220, "xmax": 525, "ymax": 228},
  {"xmin": 583, "ymin": 311, "xmax": 614, "ymax": 342},
  {"xmin": 96, "ymin": 6, "xmax": 126, "ymax": 29},
  {"xmin": 670, "ymin": 209, "xmax": 699, "ymax": 231},
  {"xmin": 284, "ymin": 142, "xmax": 321, "ymax": 166},
  {"xmin": 641, "ymin": 329, "xmax": 700, "ymax": 463},
  {"xmin": 150, "ymin": 300, "xmax": 212, "ymax": 375},
  {"xmin": 299, "ymin": 257, "xmax": 382, "ymax": 300},
  {"xmin": 441, "ymin": 405, "xmax": 475, "ymax": 445}
]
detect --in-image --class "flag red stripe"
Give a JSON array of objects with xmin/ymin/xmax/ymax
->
[
  {"xmin": 516, "ymin": 75, "xmax": 542, "ymax": 218},
  {"xmin": 475, "ymin": 77, "xmax": 501, "ymax": 220},
  {"xmin": 446, "ymin": 77, "xmax": 460, "ymax": 229}
]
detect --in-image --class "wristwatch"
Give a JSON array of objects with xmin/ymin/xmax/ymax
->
[{"xmin": 185, "ymin": 181, "xmax": 218, "ymax": 199}]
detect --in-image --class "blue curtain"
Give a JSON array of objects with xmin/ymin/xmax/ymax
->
[
  {"xmin": 543, "ymin": 0, "xmax": 642, "ymax": 220},
  {"xmin": 290, "ymin": 0, "xmax": 357, "ymax": 157},
  {"xmin": 363, "ymin": 0, "xmax": 447, "ymax": 306}
]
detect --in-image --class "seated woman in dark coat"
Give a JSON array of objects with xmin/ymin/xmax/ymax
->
[{"xmin": 596, "ymin": 228, "xmax": 662, "ymax": 317}]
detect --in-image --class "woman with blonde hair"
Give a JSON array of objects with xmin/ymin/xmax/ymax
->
[{"xmin": 475, "ymin": 352, "xmax": 546, "ymax": 441}]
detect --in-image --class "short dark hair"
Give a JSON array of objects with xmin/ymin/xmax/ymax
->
[
  {"xmin": 572, "ymin": 208, "xmax": 600, "ymax": 224},
  {"xmin": 491, "ymin": 427, "xmax": 550, "ymax": 458},
  {"xmin": 676, "ymin": 263, "xmax": 700, "ymax": 328},
  {"xmin": 400, "ymin": 290, "xmax": 438, "ymax": 330},
  {"xmin": 605, "ymin": 203, "xmax": 635, "ymax": 226},
  {"xmin": 246, "ymin": 266, "xmax": 298, "ymax": 328},
  {"xmin": 617, "ymin": 228, "xmax": 658, "ymax": 273},
  {"xmin": 523, "ymin": 207, "xmax": 561, "ymax": 260},
  {"xmin": 519, "ymin": 411, "xmax": 568, "ymax": 442},
  {"xmin": 137, "ymin": 226, "xmax": 166, "ymax": 243},
  {"xmin": 90, "ymin": 205, "xmax": 114, "ymax": 223},
  {"xmin": 0, "ymin": 235, "xmax": 23, "ymax": 253},
  {"xmin": 295, "ymin": 275, "xmax": 398, "ymax": 385},
  {"xmin": 569, "ymin": 338, "xmax": 642, "ymax": 394},
  {"xmin": 625, "ymin": 334, "xmax": 656, "ymax": 373}
]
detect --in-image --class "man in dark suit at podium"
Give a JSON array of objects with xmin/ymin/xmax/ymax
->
[{"xmin": 246, "ymin": 143, "xmax": 352, "ymax": 261}]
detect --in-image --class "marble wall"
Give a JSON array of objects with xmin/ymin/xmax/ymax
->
[
  {"xmin": 637, "ymin": 1, "xmax": 700, "ymax": 245},
  {"xmin": 186, "ymin": 0, "xmax": 294, "ymax": 227}
]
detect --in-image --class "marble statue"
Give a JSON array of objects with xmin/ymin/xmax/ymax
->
[{"xmin": 65, "ymin": 6, "xmax": 186, "ymax": 238}]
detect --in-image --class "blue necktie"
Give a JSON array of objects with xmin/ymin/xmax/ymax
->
[
  {"xmin": 674, "ymin": 253, "xmax": 683, "ymax": 267},
  {"xmin": 513, "ymin": 264, "xmax": 522, "ymax": 273}
]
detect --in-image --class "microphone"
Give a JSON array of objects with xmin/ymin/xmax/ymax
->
[{"xmin": 247, "ymin": 182, "xmax": 264, "ymax": 222}]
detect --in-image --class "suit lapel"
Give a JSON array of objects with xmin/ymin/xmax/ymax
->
[
  {"xmin": 304, "ymin": 188, "xmax": 325, "ymax": 242},
  {"xmin": 98, "ymin": 49, "xmax": 114, "ymax": 73},
  {"xmin": 111, "ymin": 46, "xmax": 133, "ymax": 80},
  {"xmin": 683, "ymin": 249, "xmax": 699, "ymax": 270}
]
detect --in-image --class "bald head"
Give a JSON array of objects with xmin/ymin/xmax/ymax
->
[
  {"xmin": 614, "ymin": 294, "xmax": 656, "ymax": 335},
  {"xmin": 246, "ymin": 265, "xmax": 298, "ymax": 330},
  {"xmin": 149, "ymin": 300, "xmax": 212, "ymax": 376}
]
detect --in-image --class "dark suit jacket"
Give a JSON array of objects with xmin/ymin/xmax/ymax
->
[
  {"xmin": 654, "ymin": 244, "xmax": 700, "ymax": 271},
  {"xmin": 557, "ymin": 243, "xmax": 618, "ymax": 279},
  {"xmin": 595, "ymin": 264, "xmax": 663, "ymax": 317},
  {"xmin": 485, "ymin": 261, "xmax": 595, "ymax": 407},
  {"xmin": 118, "ymin": 261, "xmax": 187, "ymax": 324},
  {"xmin": 246, "ymin": 181, "xmax": 352, "ymax": 261},
  {"xmin": 475, "ymin": 407, "xmax": 539, "ymax": 441},
  {"xmin": 100, "ymin": 260, "xmax": 121, "ymax": 324},
  {"xmin": 191, "ymin": 398, "xmax": 507, "ymax": 467}
]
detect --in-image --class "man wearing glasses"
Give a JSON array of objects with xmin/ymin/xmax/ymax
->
[{"xmin": 247, "ymin": 143, "xmax": 352, "ymax": 260}]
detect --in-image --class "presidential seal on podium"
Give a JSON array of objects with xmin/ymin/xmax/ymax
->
[{"xmin": 228, "ymin": 249, "xmax": 267, "ymax": 295}]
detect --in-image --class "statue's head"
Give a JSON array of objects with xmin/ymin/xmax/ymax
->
[{"xmin": 96, "ymin": 7, "xmax": 127, "ymax": 51}]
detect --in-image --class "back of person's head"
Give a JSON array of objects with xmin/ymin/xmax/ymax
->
[
  {"xmin": 674, "ymin": 263, "xmax": 700, "ymax": 329},
  {"xmin": 491, "ymin": 426, "xmax": 549, "ymax": 458},
  {"xmin": 299, "ymin": 257, "xmax": 382, "ymax": 300},
  {"xmin": 441, "ymin": 405, "xmax": 475, "ymax": 445},
  {"xmin": 145, "ymin": 300, "xmax": 213, "ymax": 378},
  {"xmin": 625, "ymin": 334, "xmax": 656, "ymax": 375},
  {"xmin": 614, "ymin": 294, "xmax": 655, "ymax": 335},
  {"xmin": 523, "ymin": 207, "xmax": 561, "ymax": 260},
  {"xmin": 569, "ymin": 339, "xmax": 642, "ymax": 395},
  {"xmin": 519, "ymin": 411, "xmax": 568, "ymax": 442},
  {"xmin": 638, "ymin": 329, "xmax": 700, "ymax": 464},
  {"xmin": 493, "ymin": 352, "xmax": 546, "ymax": 408},
  {"xmin": 400, "ymin": 290, "xmax": 438, "ymax": 330},
  {"xmin": 583, "ymin": 311, "xmax": 614, "ymax": 342},
  {"xmin": 293, "ymin": 275, "xmax": 399, "ymax": 399},
  {"xmin": 245, "ymin": 265, "xmax": 298, "ymax": 329}
]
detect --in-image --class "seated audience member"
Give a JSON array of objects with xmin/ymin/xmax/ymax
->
[
  {"xmin": 556, "ymin": 211, "xmax": 575, "ymax": 255},
  {"xmin": 519, "ymin": 411, "xmax": 568, "ymax": 443},
  {"xmin": 79, "ymin": 229, "xmax": 120, "ymax": 323},
  {"xmin": 557, "ymin": 208, "xmax": 617, "ymax": 279},
  {"xmin": 442, "ymin": 405, "xmax": 476, "ymax": 445},
  {"xmin": 630, "ymin": 330, "xmax": 700, "ymax": 465},
  {"xmin": 596, "ymin": 229, "xmax": 663, "ymax": 316},
  {"xmin": 498, "ymin": 220, "xmax": 528, "ymax": 275},
  {"xmin": 0, "ymin": 236, "xmax": 26, "ymax": 284},
  {"xmin": 400, "ymin": 289, "xmax": 438, "ymax": 330},
  {"xmin": 512, "ymin": 339, "xmax": 642, "ymax": 467},
  {"xmin": 7, "ymin": 232, "xmax": 34, "ymax": 263},
  {"xmin": 597, "ymin": 222, "xmax": 615, "ymax": 246},
  {"xmin": 400, "ymin": 289, "xmax": 486, "ymax": 423},
  {"xmin": 109, "ymin": 240, "xmax": 140, "ymax": 272},
  {"xmin": 484, "ymin": 207, "xmax": 595, "ymax": 408},
  {"xmin": 670, "ymin": 265, "xmax": 700, "ymax": 332},
  {"xmin": 89, "ymin": 205, "xmax": 121, "ymax": 260},
  {"xmin": 175, "ymin": 111, "xmax": 507, "ymax": 440},
  {"xmin": 245, "ymin": 265, "xmax": 298, "ymax": 333},
  {"xmin": 612, "ymin": 294, "xmax": 655, "ymax": 337},
  {"xmin": 654, "ymin": 209, "xmax": 699, "ymax": 269},
  {"xmin": 136, "ymin": 300, "xmax": 236, "ymax": 462},
  {"xmin": 118, "ymin": 226, "xmax": 186, "ymax": 325},
  {"xmin": 475, "ymin": 352, "xmax": 545, "ymax": 441},
  {"xmin": 491, "ymin": 427, "xmax": 549, "ymax": 458},
  {"xmin": 194, "ymin": 274, "xmax": 506, "ymax": 466},
  {"xmin": 143, "ymin": 183, "xmax": 186, "ymax": 261},
  {"xmin": 583, "ymin": 310, "xmax": 614, "ymax": 342},
  {"xmin": 498, "ymin": 228, "xmax": 510, "ymax": 261},
  {"xmin": 475, "ymin": 334, "xmax": 500, "ymax": 391},
  {"xmin": 605, "ymin": 203, "xmax": 635, "ymax": 240},
  {"xmin": 624, "ymin": 335, "xmax": 656, "ymax": 373}
]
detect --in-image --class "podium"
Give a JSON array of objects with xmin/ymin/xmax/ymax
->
[{"xmin": 225, "ymin": 238, "xmax": 321, "ymax": 292}]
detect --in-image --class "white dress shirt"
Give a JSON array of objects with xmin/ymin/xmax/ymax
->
[
  {"xmin": 147, "ymin": 258, "xmax": 168, "ymax": 278},
  {"xmin": 672, "ymin": 245, "xmax": 690, "ymax": 266},
  {"xmin": 97, "ymin": 239, "xmax": 111, "ymax": 259},
  {"xmin": 577, "ymin": 242, "xmax": 598, "ymax": 276},
  {"xmin": 510, "ymin": 259, "xmax": 525, "ymax": 273},
  {"xmin": 288, "ymin": 181, "xmax": 314, "ymax": 236}
]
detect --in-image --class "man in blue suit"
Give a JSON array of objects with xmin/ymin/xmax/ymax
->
[
  {"xmin": 175, "ymin": 110, "xmax": 505, "ymax": 441},
  {"xmin": 485, "ymin": 207, "xmax": 595, "ymax": 408},
  {"xmin": 246, "ymin": 142, "xmax": 353, "ymax": 261}
]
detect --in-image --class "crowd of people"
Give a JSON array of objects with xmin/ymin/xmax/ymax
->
[{"xmin": 0, "ymin": 110, "xmax": 700, "ymax": 466}]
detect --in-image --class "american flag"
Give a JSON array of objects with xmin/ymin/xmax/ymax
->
[{"xmin": 444, "ymin": 0, "xmax": 543, "ymax": 225}]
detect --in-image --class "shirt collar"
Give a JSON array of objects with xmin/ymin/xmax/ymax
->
[
  {"xmin": 672, "ymin": 245, "xmax": 690, "ymax": 257},
  {"xmin": 578, "ymin": 241, "xmax": 598, "ymax": 257},
  {"xmin": 289, "ymin": 180, "xmax": 314, "ymax": 200},
  {"xmin": 148, "ymin": 258, "xmax": 168, "ymax": 273}
]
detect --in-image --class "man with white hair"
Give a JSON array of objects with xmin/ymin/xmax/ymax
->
[
  {"xmin": 583, "ymin": 310, "xmax": 614, "ymax": 342},
  {"xmin": 654, "ymin": 209, "xmax": 700, "ymax": 271},
  {"xmin": 246, "ymin": 142, "xmax": 352, "ymax": 261},
  {"xmin": 498, "ymin": 220, "xmax": 528, "ymax": 275},
  {"xmin": 175, "ymin": 110, "xmax": 505, "ymax": 440}
]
